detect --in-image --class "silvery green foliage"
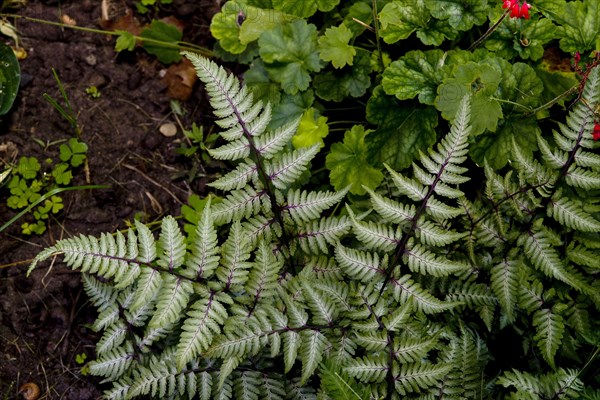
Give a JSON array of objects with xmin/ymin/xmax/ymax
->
[{"xmin": 28, "ymin": 55, "xmax": 600, "ymax": 399}]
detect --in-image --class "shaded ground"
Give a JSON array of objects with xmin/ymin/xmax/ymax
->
[{"xmin": 0, "ymin": 1, "xmax": 219, "ymax": 398}]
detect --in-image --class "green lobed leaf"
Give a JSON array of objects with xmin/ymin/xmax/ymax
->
[
  {"xmin": 0, "ymin": 42, "xmax": 20, "ymax": 115},
  {"xmin": 382, "ymin": 49, "xmax": 446, "ymax": 105},
  {"xmin": 140, "ymin": 20, "xmax": 182, "ymax": 64},
  {"xmin": 313, "ymin": 49, "xmax": 371, "ymax": 102},
  {"xmin": 366, "ymin": 86, "xmax": 438, "ymax": 170},
  {"xmin": 379, "ymin": 0, "xmax": 457, "ymax": 46},
  {"xmin": 326, "ymin": 125, "xmax": 384, "ymax": 195},
  {"xmin": 272, "ymin": 0, "xmax": 339, "ymax": 18},
  {"xmin": 318, "ymin": 24, "xmax": 356, "ymax": 69},
  {"xmin": 486, "ymin": 18, "xmax": 556, "ymax": 61},
  {"xmin": 556, "ymin": 0, "xmax": 600, "ymax": 52},
  {"xmin": 435, "ymin": 61, "xmax": 502, "ymax": 136},
  {"xmin": 471, "ymin": 117, "xmax": 539, "ymax": 169},
  {"xmin": 258, "ymin": 19, "xmax": 323, "ymax": 94},
  {"xmin": 115, "ymin": 30, "xmax": 136, "ymax": 52},
  {"xmin": 292, "ymin": 108, "xmax": 329, "ymax": 149},
  {"xmin": 424, "ymin": 0, "xmax": 489, "ymax": 31}
]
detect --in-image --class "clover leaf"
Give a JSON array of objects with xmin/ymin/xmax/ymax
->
[
  {"xmin": 52, "ymin": 163, "xmax": 73, "ymax": 185},
  {"xmin": 17, "ymin": 156, "xmax": 41, "ymax": 180},
  {"xmin": 366, "ymin": 86, "xmax": 438, "ymax": 170},
  {"xmin": 382, "ymin": 49, "xmax": 446, "ymax": 105},
  {"xmin": 326, "ymin": 125, "xmax": 384, "ymax": 195},
  {"xmin": 292, "ymin": 108, "xmax": 329, "ymax": 149},
  {"xmin": 318, "ymin": 24, "xmax": 355, "ymax": 69},
  {"xmin": 60, "ymin": 138, "xmax": 88, "ymax": 167},
  {"xmin": 435, "ymin": 61, "xmax": 503, "ymax": 136},
  {"xmin": 259, "ymin": 20, "xmax": 323, "ymax": 94}
]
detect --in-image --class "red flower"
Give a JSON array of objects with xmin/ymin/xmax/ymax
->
[
  {"xmin": 502, "ymin": 0, "xmax": 531, "ymax": 19},
  {"xmin": 593, "ymin": 122, "xmax": 600, "ymax": 141}
]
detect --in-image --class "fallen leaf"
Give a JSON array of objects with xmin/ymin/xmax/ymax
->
[{"xmin": 161, "ymin": 57, "xmax": 198, "ymax": 101}]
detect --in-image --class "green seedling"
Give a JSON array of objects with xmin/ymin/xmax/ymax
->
[
  {"xmin": 85, "ymin": 85, "xmax": 101, "ymax": 98},
  {"xmin": 43, "ymin": 69, "xmax": 81, "ymax": 136}
]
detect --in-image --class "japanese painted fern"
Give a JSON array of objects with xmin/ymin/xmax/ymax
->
[{"xmin": 29, "ymin": 54, "xmax": 600, "ymax": 399}]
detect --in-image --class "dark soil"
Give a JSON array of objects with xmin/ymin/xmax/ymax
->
[{"xmin": 0, "ymin": 1, "xmax": 220, "ymax": 398}]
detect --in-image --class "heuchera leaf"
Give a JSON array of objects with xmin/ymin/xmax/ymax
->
[
  {"xmin": 140, "ymin": 20, "xmax": 182, "ymax": 64},
  {"xmin": 259, "ymin": 20, "xmax": 323, "ymax": 94},
  {"xmin": 244, "ymin": 59, "xmax": 282, "ymax": 105},
  {"xmin": 272, "ymin": 0, "xmax": 339, "ymax": 18},
  {"xmin": 318, "ymin": 24, "xmax": 356, "ymax": 69},
  {"xmin": 292, "ymin": 108, "xmax": 329, "ymax": 149},
  {"xmin": 314, "ymin": 49, "xmax": 371, "ymax": 102},
  {"xmin": 554, "ymin": 0, "xmax": 600, "ymax": 52},
  {"xmin": 486, "ymin": 17, "xmax": 556, "ymax": 61},
  {"xmin": 343, "ymin": 2, "xmax": 373, "ymax": 37},
  {"xmin": 366, "ymin": 86, "xmax": 438, "ymax": 170},
  {"xmin": 435, "ymin": 61, "xmax": 502, "ymax": 136},
  {"xmin": 470, "ymin": 117, "xmax": 539, "ymax": 169},
  {"xmin": 534, "ymin": 67, "xmax": 578, "ymax": 110},
  {"xmin": 379, "ymin": 0, "xmax": 456, "ymax": 46},
  {"xmin": 269, "ymin": 90, "xmax": 314, "ymax": 130},
  {"xmin": 326, "ymin": 125, "xmax": 384, "ymax": 195},
  {"xmin": 424, "ymin": 0, "xmax": 489, "ymax": 31},
  {"xmin": 382, "ymin": 49, "xmax": 446, "ymax": 105}
]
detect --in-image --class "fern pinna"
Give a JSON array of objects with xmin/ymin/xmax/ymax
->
[{"xmin": 28, "ymin": 54, "xmax": 600, "ymax": 399}]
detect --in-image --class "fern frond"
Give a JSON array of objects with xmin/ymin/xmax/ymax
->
[
  {"xmin": 390, "ymin": 273, "xmax": 456, "ymax": 314},
  {"xmin": 295, "ymin": 216, "xmax": 350, "ymax": 255},
  {"xmin": 565, "ymin": 166, "xmax": 600, "ymax": 189},
  {"xmin": 405, "ymin": 243, "xmax": 471, "ymax": 277},
  {"xmin": 415, "ymin": 220, "xmax": 465, "ymax": 247},
  {"xmin": 344, "ymin": 355, "xmax": 388, "ymax": 383},
  {"xmin": 548, "ymin": 193, "xmax": 600, "ymax": 232},
  {"xmin": 231, "ymin": 371, "xmax": 261, "ymax": 400},
  {"xmin": 520, "ymin": 225, "xmax": 589, "ymax": 292},
  {"xmin": 393, "ymin": 334, "xmax": 439, "ymax": 364},
  {"xmin": 284, "ymin": 188, "xmax": 348, "ymax": 225},
  {"xmin": 532, "ymin": 307, "xmax": 565, "ymax": 368},
  {"xmin": 244, "ymin": 240, "xmax": 282, "ymax": 303},
  {"xmin": 393, "ymin": 362, "xmax": 452, "ymax": 396},
  {"xmin": 176, "ymin": 295, "xmax": 228, "ymax": 370},
  {"xmin": 537, "ymin": 134, "xmax": 568, "ymax": 169},
  {"xmin": 216, "ymin": 221, "xmax": 253, "ymax": 290},
  {"xmin": 88, "ymin": 342, "xmax": 134, "ymax": 381},
  {"xmin": 96, "ymin": 321, "xmax": 128, "ymax": 357},
  {"xmin": 209, "ymin": 137, "xmax": 251, "ymax": 160},
  {"xmin": 184, "ymin": 200, "xmax": 220, "ymax": 279},
  {"xmin": 148, "ymin": 274, "xmax": 194, "ymax": 328},
  {"xmin": 299, "ymin": 330, "xmax": 328, "ymax": 384},
  {"xmin": 364, "ymin": 187, "xmax": 416, "ymax": 225},
  {"xmin": 211, "ymin": 187, "xmax": 267, "ymax": 225},
  {"xmin": 386, "ymin": 165, "xmax": 427, "ymax": 201},
  {"xmin": 253, "ymin": 116, "xmax": 301, "ymax": 159},
  {"xmin": 283, "ymin": 330, "xmax": 302, "ymax": 374},
  {"xmin": 490, "ymin": 258, "xmax": 520, "ymax": 323},
  {"xmin": 209, "ymin": 161, "xmax": 258, "ymax": 191},
  {"xmin": 335, "ymin": 245, "xmax": 386, "ymax": 283},
  {"xmin": 266, "ymin": 146, "xmax": 319, "ymax": 190},
  {"xmin": 348, "ymin": 209, "xmax": 398, "ymax": 252},
  {"xmin": 129, "ymin": 268, "xmax": 163, "ymax": 312},
  {"xmin": 156, "ymin": 216, "xmax": 186, "ymax": 271}
]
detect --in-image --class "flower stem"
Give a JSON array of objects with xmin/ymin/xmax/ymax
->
[{"xmin": 468, "ymin": 9, "xmax": 510, "ymax": 51}]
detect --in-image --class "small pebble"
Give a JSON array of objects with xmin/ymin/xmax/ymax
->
[{"xmin": 159, "ymin": 123, "xmax": 178, "ymax": 137}]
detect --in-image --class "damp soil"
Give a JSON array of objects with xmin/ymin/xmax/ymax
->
[{"xmin": 0, "ymin": 1, "xmax": 222, "ymax": 398}]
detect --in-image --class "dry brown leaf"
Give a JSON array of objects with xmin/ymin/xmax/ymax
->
[{"xmin": 161, "ymin": 58, "xmax": 198, "ymax": 101}]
